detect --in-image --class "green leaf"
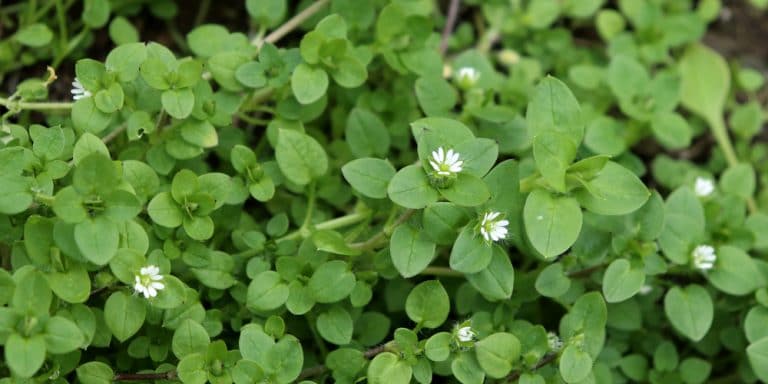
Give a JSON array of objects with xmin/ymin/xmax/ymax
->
[
  {"xmin": 748, "ymin": 338, "xmax": 768, "ymax": 382},
  {"xmin": 0, "ymin": 175, "xmax": 33, "ymax": 214},
  {"xmin": 405, "ymin": 280, "xmax": 449, "ymax": 328},
  {"xmin": 452, "ymin": 352, "xmax": 485, "ymax": 384},
  {"xmin": 47, "ymin": 263, "xmax": 91, "ymax": 303},
  {"xmin": 71, "ymin": 97, "xmax": 113, "ymax": 134},
  {"xmin": 23, "ymin": 215, "xmax": 54, "ymax": 265},
  {"xmin": 77, "ymin": 362, "xmax": 114, "ymax": 384},
  {"xmin": 387, "ymin": 165, "xmax": 439, "ymax": 209},
  {"xmin": 31, "ymin": 125, "xmax": 65, "ymax": 160},
  {"xmin": 415, "ymin": 76, "xmax": 457, "ymax": 116},
  {"xmin": 172, "ymin": 319, "xmax": 210, "ymax": 359},
  {"xmin": 246, "ymin": 0, "xmax": 286, "ymax": 27},
  {"xmin": 664, "ymin": 284, "xmax": 713, "ymax": 341},
  {"xmin": 147, "ymin": 192, "xmax": 184, "ymax": 228},
  {"xmin": 535, "ymin": 262, "xmax": 571, "ymax": 298},
  {"xmin": 574, "ymin": 161, "xmax": 649, "ymax": 215},
  {"xmin": 5, "ymin": 334, "xmax": 46, "ymax": 378},
  {"xmin": 291, "ymin": 63, "xmax": 328, "ymax": 104},
  {"xmin": 707, "ymin": 245, "xmax": 763, "ymax": 296},
  {"xmin": 559, "ymin": 345, "xmax": 593, "ymax": 383},
  {"xmin": 82, "ymin": 0, "xmax": 111, "ymax": 28},
  {"xmin": 390, "ymin": 223, "xmax": 436, "ymax": 278},
  {"xmin": 475, "ymin": 332, "xmax": 521, "ymax": 378},
  {"xmin": 247, "ymin": 271, "xmax": 289, "ymax": 311},
  {"xmin": 162, "ymin": 88, "xmax": 195, "ymax": 119},
  {"xmin": 14, "ymin": 23, "xmax": 53, "ymax": 47},
  {"xmin": 523, "ymin": 189, "xmax": 582, "ymax": 258},
  {"xmin": 104, "ymin": 291, "xmax": 147, "ymax": 342},
  {"xmin": 239, "ymin": 325, "xmax": 274, "ymax": 363},
  {"xmin": 454, "ymin": 138, "xmax": 499, "ymax": 178},
  {"xmin": 180, "ymin": 119, "xmax": 218, "ymax": 148},
  {"xmin": 345, "ymin": 108, "xmax": 390, "ymax": 158},
  {"xmin": 44, "ymin": 316, "xmax": 84, "ymax": 354},
  {"xmin": 466, "ymin": 247, "xmax": 515, "ymax": 301},
  {"xmin": 342, "ymin": 158, "xmax": 396, "ymax": 199},
  {"xmin": 73, "ymin": 153, "xmax": 118, "ymax": 196},
  {"xmin": 720, "ymin": 163, "xmax": 755, "ymax": 200},
  {"xmin": 679, "ymin": 43, "xmax": 729, "ymax": 124},
  {"xmin": 450, "ymin": 225, "xmax": 493, "ymax": 273},
  {"xmin": 425, "ymin": 332, "xmax": 452, "ymax": 362},
  {"xmin": 658, "ymin": 187, "xmax": 705, "ymax": 264},
  {"xmin": 317, "ymin": 306, "xmax": 353, "ymax": 345},
  {"xmin": 209, "ymin": 51, "xmax": 250, "ymax": 91},
  {"xmin": 312, "ymin": 230, "xmax": 360, "ymax": 256},
  {"xmin": 275, "ymin": 129, "xmax": 328, "ymax": 185},
  {"xmin": 105, "ymin": 43, "xmax": 147, "ymax": 82},
  {"xmin": 75, "ymin": 217, "xmax": 119, "ymax": 265},
  {"xmin": 532, "ymin": 131, "xmax": 577, "ymax": 192},
  {"xmin": 368, "ymin": 352, "xmax": 412, "ymax": 384},
  {"xmin": 308, "ymin": 260, "xmax": 356, "ymax": 303},
  {"xmin": 330, "ymin": 56, "xmax": 367, "ymax": 88},
  {"xmin": 183, "ymin": 215, "xmax": 215, "ymax": 241},
  {"xmin": 140, "ymin": 57, "xmax": 171, "ymax": 90},
  {"xmin": 187, "ymin": 25, "xmax": 231, "ymax": 58},
  {"xmin": 651, "ymin": 112, "xmax": 692, "ymax": 149},
  {"xmin": 12, "ymin": 268, "xmax": 52, "ymax": 315},
  {"xmin": 177, "ymin": 353, "xmax": 207, "ymax": 384},
  {"xmin": 267, "ymin": 336, "xmax": 304, "ymax": 383},
  {"xmin": 73, "ymin": 132, "xmax": 110, "ymax": 165},
  {"xmin": 422, "ymin": 202, "xmax": 470, "ymax": 245},
  {"xmin": 109, "ymin": 17, "xmax": 140, "ymax": 45},
  {"xmin": 439, "ymin": 173, "xmax": 491, "ymax": 207},
  {"xmin": 602, "ymin": 259, "xmax": 645, "ymax": 303},
  {"xmin": 526, "ymin": 76, "xmax": 583, "ymax": 147}
]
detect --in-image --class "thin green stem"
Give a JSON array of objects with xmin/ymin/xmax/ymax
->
[
  {"xmin": 305, "ymin": 312, "xmax": 329, "ymax": 358},
  {"xmin": 709, "ymin": 117, "xmax": 758, "ymax": 212},
  {"xmin": 34, "ymin": 193, "xmax": 56, "ymax": 206},
  {"xmin": 54, "ymin": 0, "xmax": 68, "ymax": 63},
  {"xmin": 101, "ymin": 124, "xmax": 127, "ymax": 144},
  {"xmin": 234, "ymin": 211, "xmax": 371, "ymax": 258},
  {"xmin": 237, "ymin": 113, "xmax": 269, "ymax": 126},
  {"xmin": 0, "ymin": 97, "xmax": 73, "ymax": 111},
  {"xmin": 350, "ymin": 209, "xmax": 415, "ymax": 251},
  {"xmin": 252, "ymin": 0, "xmax": 330, "ymax": 47},
  {"xmin": 193, "ymin": 0, "xmax": 211, "ymax": 26}
]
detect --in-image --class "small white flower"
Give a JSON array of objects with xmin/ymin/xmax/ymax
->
[
  {"xmin": 639, "ymin": 284, "xmax": 653, "ymax": 295},
  {"xmin": 691, "ymin": 245, "xmax": 716, "ymax": 271},
  {"xmin": 133, "ymin": 265, "xmax": 165, "ymax": 299},
  {"xmin": 70, "ymin": 78, "xmax": 92, "ymax": 101},
  {"xmin": 455, "ymin": 66, "xmax": 480, "ymax": 88},
  {"xmin": 429, "ymin": 147, "xmax": 463, "ymax": 176},
  {"xmin": 479, "ymin": 211, "xmax": 509, "ymax": 242},
  {"xmin": 457, "ymin": 326, "xmax": 476, "ymax": 342},
  {"xmin": 694, "ymin": 177, "xmax": 715, "ymax": 197},
  {"xmin": 547, "ymin": 332, "xmax": 563, "ymax": 351}
]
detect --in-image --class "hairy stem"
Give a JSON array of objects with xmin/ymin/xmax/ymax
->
[
  {"xmin": 350, "ymin": 209, "xmax": 415, "ymax": 251},
  {"xmin": 113, "ymin": 370, "xmax": 177, "ymax": 381},
  {"xmin": 439, "ymin": 0, "xmax": 461, "ymax": 55},
  {"xmin": 0, "ymin": 97, "xmax": 73, "ymax": 111},
  {"xmin": 253, "ymin": 0, "xmax": 330, "ymax": 47},
  {"xmin": 505, "ymin": 353, "xmax": 558, "ymax": 382},
  {"xmin": 296, "ymin": 342, "xmax": 393, "ymax": 381}
]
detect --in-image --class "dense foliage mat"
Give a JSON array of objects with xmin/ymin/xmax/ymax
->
[{"xmin": 1, "ymin": 0, "xmax": 768, "ymax": 383}]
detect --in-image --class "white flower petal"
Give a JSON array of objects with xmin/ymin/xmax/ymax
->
[{"xmin": 430, "ymin": 160, "xmax": 441, "ymax": 172}]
